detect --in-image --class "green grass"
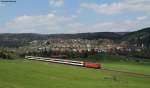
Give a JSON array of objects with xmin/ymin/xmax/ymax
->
[
  {"xmin": 87, "ymin": 54, "xmax": 150, "ymax": 75},
  {"xmin": 103, "ymin": 62, "xmax": 150, "ymax": 75},
  {"xmin": 0, "ymin": 59, "xmax": 150, "ymax": 88}
]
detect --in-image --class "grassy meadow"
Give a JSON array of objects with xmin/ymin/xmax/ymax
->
[
  {"xmin": 0, "ymin": 57, "xmax": 150, "ymax": 88},
  {"xmin": 87, "ymin": 54, "xmax": 150, "ymax": 75}
]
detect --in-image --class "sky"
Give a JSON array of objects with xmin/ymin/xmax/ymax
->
[{"xmin": 0, "ymin": 0, "xmax": 150, "ymax": 34}]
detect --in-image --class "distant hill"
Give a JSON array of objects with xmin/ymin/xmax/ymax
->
[
  {"xmin": 0, "ymin": 33, "xmax": 49, "ymax": 48},
  {"xmin": 115, "ymin": 32, "xmax": 129, "ymax": 36},
  {"xmin": 47, "ymin": 32, "xmax": 121, "ymax": 40},
  {"xmin": 0, "ymin": 32, "xmax": 121, "ymax": 48},
  {"xmin": 0, "ymin": 27, "xmax": 149, "ymax": 48},
  {"xmin": 121, "ymin": 27, "xmax": 150, "ymax": 48}
]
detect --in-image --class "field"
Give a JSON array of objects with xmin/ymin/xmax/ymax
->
[
  {"xmin": 0, "ymin": 58, "xmax": 150, "ymax": 88},
  {"xmin": 87, "ymin": 54, "xmax": 150, "ymax": 75}
]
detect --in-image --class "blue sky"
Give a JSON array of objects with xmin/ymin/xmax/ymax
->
[{"xmin": 0, "ymin": 0, "xmax": 150, "ymax": 34}]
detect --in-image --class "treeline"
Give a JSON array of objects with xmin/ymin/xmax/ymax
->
[
  {"xmin": 24, "ymin": 49, "xmax": 98, "ymax": 59},
  {"xmin": 110, "ymin": 49, "xmax": 150, "ymax": 59},
  {"xmin": 22, "ymin": 47, "xmax": 150, "ymax": 59},
  {"xmin": 0, "ymin": 49, "xmax": 17, "ymax": 59},
  {"xmin": 122, "ymin": 27, "xmax": 150, "ymax": 49}
]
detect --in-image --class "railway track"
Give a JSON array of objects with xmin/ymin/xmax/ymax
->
[{"xmin": 101, "ymin": 68, "xmax": 150, "ymax": 78}]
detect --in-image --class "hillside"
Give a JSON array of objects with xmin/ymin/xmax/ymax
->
[
  {"xmin": 122, "ymin": 27, "xmax": 150, "ymax": 48},
  {"xmin": 0, "ymin": 33, "xmax": 49, "ymax": 48},
  {"xmin": 0, "ymin": 27, "xmax": 149, "ymax": 48},
  {"xmin": 0, "ymin": 32, "xmax": 121, "ymax": 48}
]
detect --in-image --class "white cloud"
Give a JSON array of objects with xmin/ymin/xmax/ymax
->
[
  {"xmin": 49, "ymin": 0, "xmax": 64, "ymax": 7},
  {"xmin": 80, "ymin": 0, "xmax": 150, "ymax": 15},
  {"xmin": 137, "ymin": 16, "xmax": 147, "ymax": 21},
  {"xmin": 0, "ymin": 0, "xmax": 150, "ymax": 34},
  {"xmin": 66, "ymin": 18, "xmax": 150, "ymax": 33},
  {"xmin": 2, "ymin": 13, "xmax": 75, "ymax": 33},
  {"xmin": 0, "ymin": 14, "xmax": 149, "ymax": 33}
]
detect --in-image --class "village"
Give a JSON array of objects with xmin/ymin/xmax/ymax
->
[{"xmin": 26, "ymin": 38, "xmax": 144, "ymax": 56}]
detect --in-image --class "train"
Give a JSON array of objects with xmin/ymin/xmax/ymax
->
[{"xmin": 25, "ymin": 56, "xmax": 101, "ymax": 69}]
